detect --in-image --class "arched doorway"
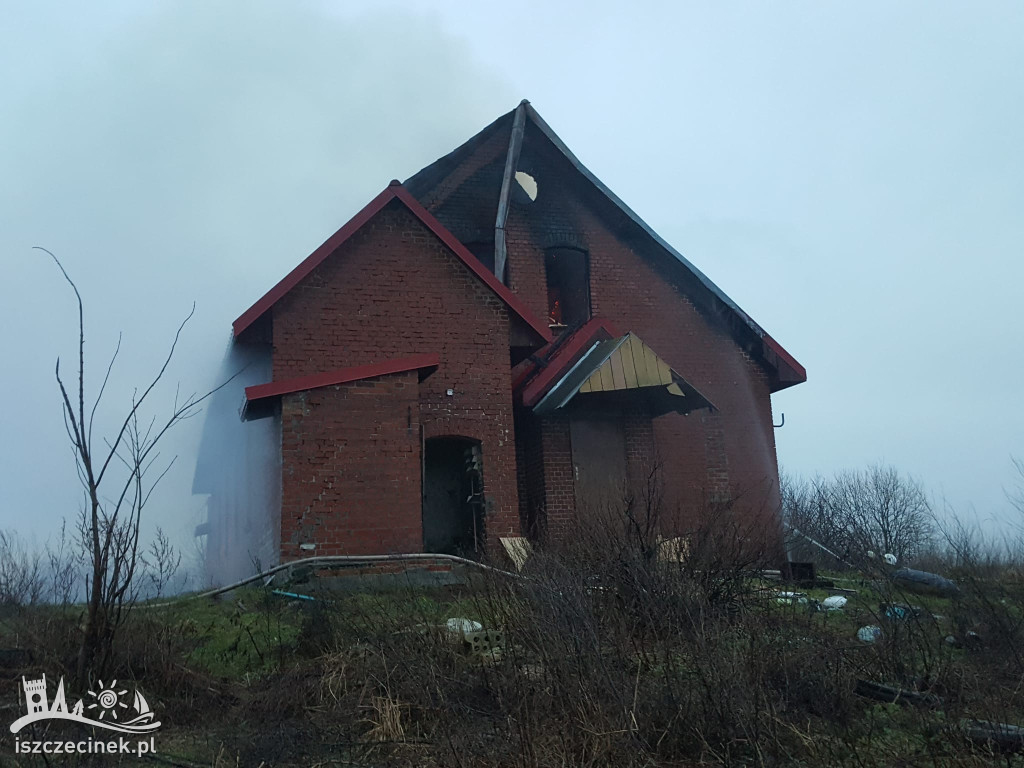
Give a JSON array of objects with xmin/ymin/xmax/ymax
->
[{"xmin": 422, "ymin": 437, "xmax": 484, "ymax": 557}]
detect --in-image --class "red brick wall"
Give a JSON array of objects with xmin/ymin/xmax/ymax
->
[
  {"xmin": 268, "ymin": 121, "xmax": 789, "ymax": 557},
  {"xmin": 279, "ymin": 372, "xmax": 421, "ymax": 558},
  {"xmin": 513, "ymin": 408, "xmax": 542, "ymax": 537},
  {"xmin": 519, "ymin": 406, "xmax": 663, "ymax": 544},
  {"xmin": 498, "ymin": 127, "xmax": 783, "ymax": 536},
  {"xmin": 624, "ymin": 405, "xmax": 657, "ymax": 498},
  {"xmin": 271, "ymin": 199, "xmax": 521, "ymax": 558}
]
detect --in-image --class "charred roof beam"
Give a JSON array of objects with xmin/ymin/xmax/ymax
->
[{"xmin": 493, "ymin": 100, "xmax": 528, "ymax": 284}]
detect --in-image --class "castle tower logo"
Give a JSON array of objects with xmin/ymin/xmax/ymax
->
[{"xmin": 10, "ymin": 675, "xmax": 161, "ymax": 735}]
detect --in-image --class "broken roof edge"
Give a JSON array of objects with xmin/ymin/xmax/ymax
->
[
  {"xmin": 762, "ymin": 333, "xmax": 807, "ymax": 388},
  {"xmin": 231, "ymin": 181, "xmax": 552, "ymax": 345},
  {"xmin": 532, "ymin": 338, "xmax": 618, "ymax": 414},
  {"xmin": 245, "ymin": 353, "xmax": 440, "ymax": 404},
  {"xmin": 533, "ymin": 332, "xmax": 717, "ymax": 416},
  {"xmin": 518, "ymin": 317, "xmax": 623, "ymax": 407},
  {"xmin": 404, "ymin": 107, "xmax": 516, "ymax": 200},
  {"xmin": 520, "ymin": 102, "xmax": 805, "ymax": 391}
]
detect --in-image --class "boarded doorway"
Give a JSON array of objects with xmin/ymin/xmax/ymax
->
[
  {"xmin": 570, "ymin": 414, "xmax": 627, "ymax": 517},
  {"xmin": 422, "ymin": 437, "xmax": 484, "ymax": 557}
]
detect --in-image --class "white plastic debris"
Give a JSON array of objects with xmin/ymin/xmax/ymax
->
[
  {"xmin": 776, "ymin": 591, "xmax": 808, "ymax": 605},
  {"xmin": 445, "ymin": 618, "xmax": 482, "ymax": 641},
  {"xmin": 822, "ymin": 595, "xmax": 848, "ymax": 610},
  {"xmin": 883, "ymin": 553, "xmax": 898, "ymax": 566},
  {"xmin": 857, "ymin": 625, "xmax": 882, "ymax": 644}
]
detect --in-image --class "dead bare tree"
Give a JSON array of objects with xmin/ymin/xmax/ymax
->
[
  {"xmin": 782, "ymin": 465, "xmax": 933, "ymax": 564},
  {"xmin": 831, "ymin": 465, "xmax": 933, "ymax": 562},
  {"xmin": 781, "ymin": 471, "xmax": 849, "ymax": 564},
  {"xmin": 143, "ymin": 527, "xmax": 183, "ymax": 598},
  {"xmin": 39, "ymin": 247, "xmax": 224, "ymax": 685}
]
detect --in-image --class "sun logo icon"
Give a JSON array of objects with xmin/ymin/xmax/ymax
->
[{"xmin": 87, "ymin": 680, "xmax": 129, "ymax": 721}]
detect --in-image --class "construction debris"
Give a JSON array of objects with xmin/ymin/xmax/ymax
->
[
  {"xmin": 445, "ymin": 618, "xmax": 482, "ymax": 641},
  {"xmin": 465, "ymin": 629, "xmax": 504, "ymax": 656},
  {"xmin": 857, "ymin": 625, "xmax": 883, "ymax": 643},
  {"xmin": 960, "ymin": 720, "xmax": 1024, "ymax": 753},
  {"xmin": 500, "ymin": 537, "xmax": 533, "ymax": 572},
  {"xmin": 656, "ymin": 536, "xmax": 690, "ymax": 564},
  {"xmin": 891, "ymin": 568, "xmax": 959, "ymax": 597},
  {"xmin": 776, "ymin": 591, "xmax": 808, "ymax": 605},
  {"xmin": 855, "ymin": 679, "xmax": 942, "ymax": 708}
]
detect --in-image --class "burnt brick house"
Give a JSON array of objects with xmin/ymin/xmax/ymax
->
[{"xmin": 194, "ymin": 101, "xmax": 805, "ymax": 581}]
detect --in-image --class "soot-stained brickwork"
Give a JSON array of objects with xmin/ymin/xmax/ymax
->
[{"xmin": 209, "ymin": 101, "xmax": 805, "ymax": 571}]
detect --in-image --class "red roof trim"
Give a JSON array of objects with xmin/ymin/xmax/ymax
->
[
  {"xmin": 232, "ymin": 181, "xmax": 551, "ymax": 344},
  {"xmin": 511, "ymin": 318, "xmax": 601, "ymax": 395},
  {"xmin": 762, "ymin": 334, "xmax": 807, "ymax": 384},
  {"xmin": 232, "ymin": 184, "xmax": 394, "ymax": 338},
  {"xmin": 245, "ymin": 354, "xmax": 440, "ymax": 403},
  {"xmin": 391, "ymin": 185, "xmax": 551, "ymax": 343},
  {"xmin": 519, "ymin": 317, "xmax": 621, "ymax": 407}
]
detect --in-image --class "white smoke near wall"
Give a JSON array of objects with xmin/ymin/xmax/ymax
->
[
  {"xmin": 191, "ymin": 341, "xmax": 280, "ymax": 587},
  {"xmin": 0, "ymin": 0, "xmax": 515, "ymax": 578}
]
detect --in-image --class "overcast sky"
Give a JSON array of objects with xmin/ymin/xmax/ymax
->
[{"xmin": 2, "ymin": 1, "xmax": 1022, "ymax": 562}]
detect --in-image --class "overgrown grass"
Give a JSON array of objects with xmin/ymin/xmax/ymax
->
[{"xmin": 5, "ymin": 522, "xmax": 1024, "ymax": 766}]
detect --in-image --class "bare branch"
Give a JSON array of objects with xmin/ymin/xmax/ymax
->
[
  {"xmin": 94, "ymin": 302, "xmax": 196, "ymax": 487},
  {"xmin": 88, "ymin": 332, "xmax": 121, "ymax": 451}
]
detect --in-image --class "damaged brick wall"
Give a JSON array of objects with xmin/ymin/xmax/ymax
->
[
  {"xmin": 280, "ymin": 372, "xmax": 421, "ymax": 558},
  {"xmin": 522, "ymin": 406, "xmax": 662, "ymax": 544},
  {"xmin": 272, "ymin": 200, "xmax": 521, "ymax": 558},
  {"xmin": 498, "ymin": 126, "xmax": 781, "ymax": 534}
]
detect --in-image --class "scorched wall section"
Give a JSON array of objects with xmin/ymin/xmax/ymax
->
[
  {"xmin": 271, "ymin": 200, "xmax": 522, "ymax": 556},
  {"xmin": 502, "ymin": 133, "xmax": 782, "ymax": 528},
  {"xmin": 280, "ymin": 372, "xmax": 421, "ymax": 558}
]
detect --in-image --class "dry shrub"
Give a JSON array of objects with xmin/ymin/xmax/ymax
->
[
  {"xmin": 296, "ymin": 489, "xmax": 870, "ymax": 767},
  {"xmin": 466, "ymin": 521, "xmax": 856, "ymax": 765},
  {"xmin": 363, "ymin": 693, "xmax": 407, "ymax": 743},
  {"xmin": 297, "ymin": 470, "xmax": 1024, "ymax": 767}
]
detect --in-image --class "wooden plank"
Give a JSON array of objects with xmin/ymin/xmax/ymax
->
[
  {"xmin": 609, "ymin": 348, "xmax": 627, "ymax": 389},
  {"xmin": 646, "ymin": 341, "xmax": 662, "ymax": 384},
  {"xmin": 493, "ymin": 103, "xmax": 527, "ymax": 283},
  {"xmin": 500, "ymin": 537, "xmax": 533, "ymax": 572},
  {"xmin": 494, "ymin": 228, "xmax": 508, "ymax": 282},
  {"xmin": 626, "ymin": 337, "xmax": 649, "ymax": 386},
  {"xmin": 598, "ymin": 360, "xmax": 615, "ymax": 391},
  {"xmin": 620, "ymin": 337, "xmax": 639, "ymax": 388},
  {"xmin": 580, "ymin": 377, "xmax": 593, "ymax": 393},
  {"xmin": 639, "ymin": 340, "xmax": 660, "ymax": 386},
  {"xmin": 657, "ymin": 356, "xmax": 673, "ymax": 385}
]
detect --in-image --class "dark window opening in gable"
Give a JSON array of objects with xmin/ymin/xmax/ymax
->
[
  {"xmin": 545, "ymin": 248, "xmax": 590, "ymax": 328},
  {"xmin": 464, "ymin": 241, "xmax": 496, "ymax": 274}
]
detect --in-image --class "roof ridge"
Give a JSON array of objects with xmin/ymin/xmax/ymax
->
[
  {"xmin": 232, "ymin": 183, "xmax": 552, "ymax": 344},
  {"xmin": 518, "ymin": 102, "xmax": 805, "ymax": 389}
]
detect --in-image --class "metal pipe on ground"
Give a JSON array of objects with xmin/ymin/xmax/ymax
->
[{"xmin": 139, "ymin": 553, "xmax": 524, "ymax": 608}]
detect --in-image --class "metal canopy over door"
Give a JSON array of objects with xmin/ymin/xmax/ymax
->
[{"xmin": 533, "ymin": 333, "xmax": 714, "ymax": 417}]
